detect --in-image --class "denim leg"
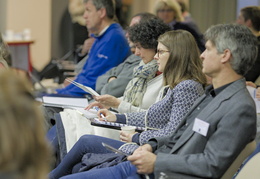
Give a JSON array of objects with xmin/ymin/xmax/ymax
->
[
  {"xmin": 49, "ymin": 134, "xmax": 124, "ymax": 179},
  {"xmin": 46, "ymin": 126, "xmax": 58, "ymax": 155},
  {"xmin": 46, "ymin": 125, "xmax": 57, "ymax": 142},
  {"xmin": 60, "ymin": 161, "xmax": 141, "ymax": 179}
]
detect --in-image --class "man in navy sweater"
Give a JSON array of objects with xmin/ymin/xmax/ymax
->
[{"xmin": 56, "ymin": 0, "xmax": 131, "ymax": 97}]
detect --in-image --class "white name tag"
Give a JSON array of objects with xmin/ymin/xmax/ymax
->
[{"xmin": 192, "ymin": 118, "xmax": 209, "ymax": 137}]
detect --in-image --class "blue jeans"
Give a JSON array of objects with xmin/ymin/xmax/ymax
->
[
  {"xmin": 49, "ymin": 135, "xmax": 124, "ymax": 179},
  {"xmin": 60, "ymin": 161, "xmax": 145, "ymax": 179}
]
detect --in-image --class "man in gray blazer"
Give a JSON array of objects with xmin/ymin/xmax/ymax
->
[{"xmin": 123, "ymin": 24, "xmax": 258, "ymax": 179}]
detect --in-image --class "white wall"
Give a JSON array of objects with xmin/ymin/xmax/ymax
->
[
  {"xmin": 0, "ymin": 0, "xmax": 7, "ymax": 33},
  {"xmin": 6, "ymin": 0, "xmax": 51, "ymax": 71}
]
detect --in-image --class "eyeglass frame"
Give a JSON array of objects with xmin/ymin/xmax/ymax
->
[
  {"xmin": 157, "ymin": 9, "xmax": 174, "ymax": 13},
  {"xmin": 156, "ymin": 49, "xmax": 170, "ymax": 57}
]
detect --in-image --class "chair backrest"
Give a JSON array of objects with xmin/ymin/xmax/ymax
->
[
  {"xmin": 235, "ymin": 152, "xmax": 260, "ymax": 179},
  {"xmin": 221, "ymin": 140, "xmax": 256, "ymax": 179}
]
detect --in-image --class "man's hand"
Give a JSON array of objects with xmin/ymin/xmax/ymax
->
[
  {"xmin": 127, "ymin": 144, "xmax": 156, "ymax": 174},
  {"xmin": 81, "ymin": 37, "xmax": 95, "ymax": 55},
  {"xmin": 63, "ymin": 77, "xmax": 75, "ymax": 87},
  {"xmin": 108, "ymin": 76, "xmax": 117, "ymax": 83}
]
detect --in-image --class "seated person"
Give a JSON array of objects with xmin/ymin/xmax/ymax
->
[
  {"xmin": 95, "ymin": 12, "xmax": 157, "ymax": 97},
  {"xmin": 55, "ymin": 0, "xmax": 131, "ymax": 97},
  {"xmin": 0, "ymin": 34, "xmax": 11, "ymax": 69},
  {"xmin": 46, "ymin": 17, "xmax": 171, "ymax": 166},
  {"xmin": 0, "ymin": 70, "xmax": 51, "ymax": 179},
  {"xmin": 237, "ymin": 6, "xmax": 260, "ymax": 82},
  {"xmin": 155, "ymin": 0, "xmax": 205, "ymax": 52},
  {"xmin": 49, "ymin": 30, "xmax": 207, "ymax": 179},
  {"xmin": 87, "ymin": 17, "xmax": 171, "ymax": 113},
  {"xmin": 95, "ymin": 54, "xmax": 141, "ymax": 97},
  {"xmin": 54, "ymin": 24, "xmax": 258, "ymax": 179},
  {"xmin": 65, "ymin": 13, "xmax": 157, "ymax": 97}
]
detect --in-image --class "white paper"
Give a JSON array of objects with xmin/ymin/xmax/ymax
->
[
  {"xmin": 71, "ymin": 107, "xmax": 98, "ymax": 118},
  {"xmin": 84, "ymin": 86, "xmax": 100, "ymax": 96}
]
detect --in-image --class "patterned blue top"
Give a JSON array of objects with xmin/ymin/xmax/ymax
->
[{"xmin": 120, "ymin": 80, "xmax": 204, "ymax": 154}]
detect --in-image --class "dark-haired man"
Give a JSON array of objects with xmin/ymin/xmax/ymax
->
[{"xmin": 237, "ymin": 6, "xmax": 260, "ymax": 82}]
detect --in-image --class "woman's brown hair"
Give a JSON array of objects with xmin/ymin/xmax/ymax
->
[{"xmin": 158, "ymin": 30, "xmax": 207, "ymax": 88}]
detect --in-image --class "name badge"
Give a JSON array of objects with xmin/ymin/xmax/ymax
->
[{"xmin": 192, "ymin": 118, "xmax": 209, "ymax": 137}]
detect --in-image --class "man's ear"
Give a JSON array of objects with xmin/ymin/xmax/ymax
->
[
  {"xmin": 99, "ymin": 7, "xmax": 107, "ymax": 19},
  {"xmin": 245, "ymin": 19, "xmax": 252, "ymax": 28},
  {"xmin": 221, "ymin": 49, "xmax": 232, "ymax": 63}
]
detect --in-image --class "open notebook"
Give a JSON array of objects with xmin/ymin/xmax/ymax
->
[{"xmin": 42, "ymin": 96, "xmax": 88, "ymax": 108}]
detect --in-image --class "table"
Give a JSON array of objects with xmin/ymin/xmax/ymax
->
[{"xmin": 6, "ymin": 40, "xmax": 34, "ymax": 72}]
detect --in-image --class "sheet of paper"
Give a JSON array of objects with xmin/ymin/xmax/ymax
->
[
  {"xmin": 84, "ymin": 86, "xmax": 100, "ymax": 96},
  {"xmin": 71, "ymin": 107, "xmax": 98, "ymax": 118},
  {"xmin": 42, "ymin": 96, "xmax": 88, "ymax": 108}
]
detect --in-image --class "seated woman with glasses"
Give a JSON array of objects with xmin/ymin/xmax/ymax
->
[
  {"xmin": 87, "ymin": 17, "xmax": 170, "ymax": 114},
  {"xmin": 49, "ymin": 29, "xmax": 207, "ymax": 179},
  {"xmin": 47, "ymin": 17, "xmax": 171, "ymax": 172}
]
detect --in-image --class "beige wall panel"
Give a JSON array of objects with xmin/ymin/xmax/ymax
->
[{"xmin": 7, "ymin": 0, "xmax": 51, "ymax": 71}]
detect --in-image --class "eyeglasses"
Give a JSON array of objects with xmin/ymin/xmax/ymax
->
[
  {"xmin": 156, "ymin": 49, "xmax": 170, "ymax": 57},
  {"xmin": 157, "ymin": 9, "xmax": 174, "ymax": 13}
]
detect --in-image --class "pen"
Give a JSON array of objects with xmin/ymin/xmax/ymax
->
[{"xmin": 93, "ymin": 106, "xmax": 107, "ymax": 121}]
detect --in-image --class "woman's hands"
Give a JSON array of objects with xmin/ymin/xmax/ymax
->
[
  {"xmin": 85, "ymin": 95, "xmax": 121, "ymax": 122},
  {"xmin": 120, "ymin": 131, "xmax": 137, "ymax": 142},
  {"xmin": 86, "ymin": 94, "xmax": 121, "ymax": 110},
  {"xmin": 97, "ymin": 109, "xmax": 117, "ymax": 122},
  {"xmin": 94, "ymin": 95, "xmax": 121, "ymax": 108}
]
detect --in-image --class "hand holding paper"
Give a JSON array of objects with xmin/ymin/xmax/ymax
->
[{"xmin": 94, "ymin": 95, "xmax": 121, "ymax": 108}]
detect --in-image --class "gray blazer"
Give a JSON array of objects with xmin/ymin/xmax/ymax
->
[
  {"xmin": 150, "ymin": 78, "xmax": 256, "ymax": 179},
  {"xmin": 95, "ymin": 54, "xmax": 141, "ymax": 97}
]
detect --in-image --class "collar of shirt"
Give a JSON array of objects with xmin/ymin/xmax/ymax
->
[
  {"xmin": 205, "ymin": 82, "xmax": 234, "ymax": 97},
  {"xmin": 92, "ymin": 23, "xmax": 113, "ymax": 37}
]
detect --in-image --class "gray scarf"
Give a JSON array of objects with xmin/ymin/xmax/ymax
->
[{"xmin": 123, "ymin": 59, "xmax": 158, "ymax": 106}]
